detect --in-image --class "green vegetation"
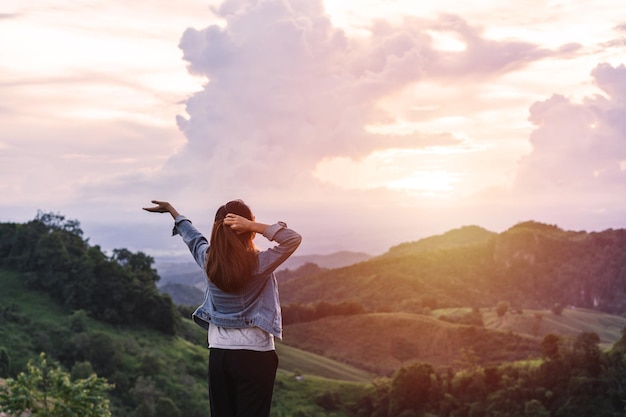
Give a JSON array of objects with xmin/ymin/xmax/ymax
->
[
  {"xmin": 0, "ymin": 212, "xmax": 179, "ymax": 334},
  {"xmin": 0, "ymin": 266, "xmax": 372, "ymax": 416},
  {"xmin": 276, "ymin": 344, "xmax": 374, "ymax": 383},
  {"xmin": 2, "ymin": 213, "xmax": 626, "ymax": 416},
  {"xmin": 280, "ymin": 222, "xmax": 626, "ymax": 315},
  {"xmin": 283, "ymin": 313, "xmax": 542, "ymax": 375},
  {"xmin": 0, "ymin": 353, "xmax": 112, "ymax": 417},
  {"xmin": 0, "ymin": 267, "xmax": 210, "ymax": 416}
]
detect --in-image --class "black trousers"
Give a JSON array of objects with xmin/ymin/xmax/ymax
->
[{"xmin": 208, "ymin": 348, "xmax": 279, "ymax": 417}]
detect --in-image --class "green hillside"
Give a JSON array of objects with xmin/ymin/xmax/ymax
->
[
  {"xmin": 383, "ymin": 225, "xmax": 496, "ymax": 258},
  {"xmin": 280, "ymin": 221, "xmax": 626, "ymax": 315},
  {"xmin": 2, "ymin": 214, "xmax": 626, "ymax": 417},
  {"xmin": 481, "ymin": 307, "xmax": 626, "ymax": 349},
  {"xmin": 283, "ymin": 312, "xmax": 542, "ymax": 376},
  {"xmin": 281, "ymin": 307, "xmax": 626, "ymax": 377},
  {"xmin": 276, "ymin": 343, "xmax": 374, "ymax": 382},
  {"xmin": 0, "ymin": 268, "xmax": 373, "ymax": 416}
]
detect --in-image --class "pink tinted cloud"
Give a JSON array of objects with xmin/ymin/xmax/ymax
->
[
  {"xmin": 515, "ymin": 63, "xmax": 626, "ymax": 195},
  {"xmin": 420, "ymin": 14, "xmax": 579, "ymax": 79},
  {"xmin": 170, "ymin": 0, "xmax": 577, "ymax": 193}
]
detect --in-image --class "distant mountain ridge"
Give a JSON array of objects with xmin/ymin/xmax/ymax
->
[
  {"xmin": 279, "ymin": 251, "xmax": 372, "ymax": 271},
  {"xmin": 382, "ymin": 225, "xmax": 496, "ymax": 258},
  {"xmin": 155, "ymin": 250, "xmax": 372, "ymax": 290},
  {"xmin": 279, "ymin": 221, "xmax": 626, "ymax": 315}
]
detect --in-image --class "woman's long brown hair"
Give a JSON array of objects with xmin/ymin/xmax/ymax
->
[{"xmin": 206, "ymin": 200, "xmax": 258, "ymax": 293}]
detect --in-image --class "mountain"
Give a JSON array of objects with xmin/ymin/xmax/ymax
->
[
  {"xmin": 155, "ymin": 261, "xmax": 206, "ymax": 288},
  {"xmin": 278, "ymin": 251, "xmax": 372, "ymax": 271},
  {"xmin": 159, "ymin": 282, "xmax": 204, "ymax": 306},
  {"xmin": 279, "ymin": 221, "xmax": 626, "ymax": 315},
  {"xmin": 382, "ymin": 225, "xmax": 496, "ymax": 258},
  {"xmin": 155, "ymin": 250, "xmax": 373, "ymax": 293}
]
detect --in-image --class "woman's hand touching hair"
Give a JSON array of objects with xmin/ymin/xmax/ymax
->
[{"xmin": 224, "ymin": 213, "xmax": 269, "ymax": 235}]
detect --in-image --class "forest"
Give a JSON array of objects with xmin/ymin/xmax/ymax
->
[{"xmin": 1, "ymin": 212, "xmax": 626, "ymax": 416}]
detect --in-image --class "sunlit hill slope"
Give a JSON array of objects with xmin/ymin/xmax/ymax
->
[
  {"xmin": 278, "ymin": 221, "xmax": 626, "ymax": 375},
  {"xmin": 280, "ymin": 221, "xmax": 626, "ymax": 314}
]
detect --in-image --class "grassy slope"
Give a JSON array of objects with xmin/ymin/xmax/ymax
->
[
  {"xmin": 0, "ymin": 269, "xmax": 371, "ymax": 382},
  {"xmin": 283, "ymin": 307, "xmax": 626, "ymax": 376},
  {"xmin": 481, "ymin": 307, "xmax": 626, "ymax": 349},
  {"xmin": 276, "ymin": 343, "xmax": 374, "ymax": 382},
  {"xmin": 283, "ymin": 312, "xmax": 542, "ymax": 376}
]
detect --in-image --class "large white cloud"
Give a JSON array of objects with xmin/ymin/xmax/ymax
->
[
  {"xmin": 168, "ymin": 0, "xmax": 574, "ymax": 197},
  {"xmin": 515, "ymin": 63, "xmax": 626, "ymax": 198}
]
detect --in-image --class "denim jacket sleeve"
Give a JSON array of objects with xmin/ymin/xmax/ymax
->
[
  {"xmin": 257, "ymin": 221, "xmax": 302, "ymax": 277},
  {"xmin": 172, "ymin": 215, "xmax": 208, "ymax": 270}
]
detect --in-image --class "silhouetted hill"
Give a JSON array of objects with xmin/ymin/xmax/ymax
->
[
  {"xmin": 382, "ymin": 225, "xmax": 496, "ymax": 258},
  {"xmin": 279, "ymin": 251, "xmax": 372, "ymax": 271}
]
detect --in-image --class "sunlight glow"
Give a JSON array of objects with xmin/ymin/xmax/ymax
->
[
  {"xmin": 387, "ymin": 170, "xmax": 460, "ymax": 192},
  {"xmin": 427, "ymin": 30, "xmax": 467, "ymax": 51}
]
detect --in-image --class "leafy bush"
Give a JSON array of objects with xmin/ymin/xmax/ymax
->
[{"xmin": 0, "ymin": 353, "xmax": 112, "ymax": 417}]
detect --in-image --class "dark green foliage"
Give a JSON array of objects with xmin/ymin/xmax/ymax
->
[
  {"xmin": 541, "ymin": 333, "xmax": 561, "ymax": 360},
  {"xmin": 389, "ymin": 362, "xmax": 438, "ymax": 416},
  {"xmin": 283, "ymin": 301, "xmax": 366, "ymax": 325},
  {"xmin": 155, "ymin": 397, "xmax": 182, "ymax": 417},
  {"xmin": 0, "ymin": 268, "xmax": 211, "ymax": 416},
  {"xmin": 0, "ymin": 212, "xmax": 179, "ymax": 334},
  {"xmin": 70, "ymin": 360, "xmax": 95, "ymax": 380},
  {"xmin": 354, "ymin": 328, "xmax": 626, "ymax": 417},
  {"xmin": 0, "ymin": 346, "xmax": 10, "ymax": 377}
]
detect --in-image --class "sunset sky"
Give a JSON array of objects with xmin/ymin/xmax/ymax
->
[{"xmin": 1, "ymin": 0, "xmax": 625, "ymax": 258}]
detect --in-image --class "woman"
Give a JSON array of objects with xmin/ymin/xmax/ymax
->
[{"xmin": 143, "ymin": 199, "xmax": 302, "ymax": 417}]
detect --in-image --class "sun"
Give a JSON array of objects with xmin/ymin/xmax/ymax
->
[{"xmin": 313, "ymin": 151, "xmax": 466, "ymax": 198}]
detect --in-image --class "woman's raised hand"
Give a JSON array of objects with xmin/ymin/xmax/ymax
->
[{"xmin": 142, "ymin": 200, "xmax": 180, "ymax": 219}]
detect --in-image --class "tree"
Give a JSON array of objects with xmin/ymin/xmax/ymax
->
[
  {"xmin": 0, "ymin": 353, "xmax": 112, "ymax": 417},
  {"xmin": 0, "ymin": 347, "xmax": 10, "ymax": 377},
  {"xmin": 551, "ymin": 302, "xmax": 564, "ymax": 315},
  {"xmin": 541, "ymin": 333, "xmax": 561, "ymax": 360},
  {"xmin": 389, "ymin": 362, "xmax": 437, "ymax": 416},
  {"xmin": 572, "ymin": 331, "xmax": 602, "ymax": 376},
  {"xmin": 155, "ymin": 397, "xmax": 181, "ymax": 417},
  {"xmin": 495, "ymin": 301, "xmax": 509, "ymax": 317},
  {"xmin": 524, "ymin": 399, "xmax": 550, "ymax": 417}
]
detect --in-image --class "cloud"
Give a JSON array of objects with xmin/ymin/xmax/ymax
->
[
  {"xmin": 168, "ymin": 0, "xmax": 570, "ymax": 196},
  {"xmin": 514, "ymin": 63, "xmax": 626, "ymax": 199},
  {"xmin": 419, "ymin": 14, "xmax": 579, "ymax": 79}
]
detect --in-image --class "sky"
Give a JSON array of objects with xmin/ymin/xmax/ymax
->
[{"xmin": 1, "ymin": 0, "xmax": 625, "ymax": 259}]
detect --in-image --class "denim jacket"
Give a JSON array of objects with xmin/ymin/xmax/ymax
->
[{"xmin": 172, "ymin": 215, "xmax": 302, "ymax": 339}]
